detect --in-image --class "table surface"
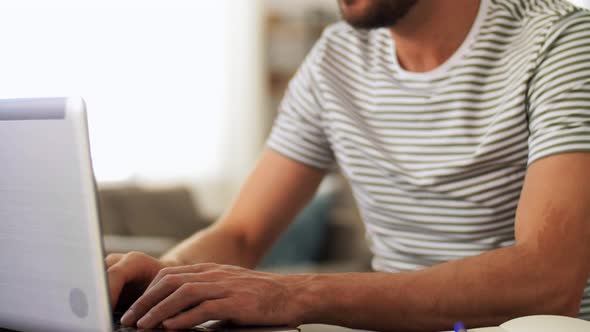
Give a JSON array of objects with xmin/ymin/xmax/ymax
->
[{"xmin": 300, "ymin": 325, "xmax": 360, "ymax": 332}]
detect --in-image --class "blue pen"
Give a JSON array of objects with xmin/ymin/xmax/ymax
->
[{"xmin": 454, "ymin": 322, "xmax": 467, "ymax": 332}]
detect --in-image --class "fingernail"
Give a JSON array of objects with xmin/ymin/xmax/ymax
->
[
  {"xmin": 137, "ymin": 314, "xmax": 151, "ymax": 328},
  {"xmin": 120, "ymin": 309, "xmax": 133, "ymax": 325}
]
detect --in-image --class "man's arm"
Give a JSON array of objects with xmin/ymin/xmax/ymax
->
[
  {"xmin": 107, "ymin": 148, "xmax": 326, "ymax": 308},
  {"xmin": 121, "ymin": 153, "xmax": 590, "ymax": 331},
  {"xmin": 160, "ymin": 148, "xmax": 327, "ymax": 268},
  {"xmin": 294, "ymin": 152, "xmax": 590, "ymax": 330}
]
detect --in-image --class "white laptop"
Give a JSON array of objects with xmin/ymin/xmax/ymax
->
[{"xmin": 0, "ymin": 97, "xmax": 297, "ymax": 332}]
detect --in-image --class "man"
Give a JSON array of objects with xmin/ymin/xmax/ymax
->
[{"xmin": 106, "ymin": 0, "xmax": 590, "ymax": 330}]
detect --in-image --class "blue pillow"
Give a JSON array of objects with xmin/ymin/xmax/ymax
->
[{"xmin": 259, "ymin": 193, "xmax": 334, "ymax": 268}]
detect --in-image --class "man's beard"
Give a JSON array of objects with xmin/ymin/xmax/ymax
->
[{"xmin": 339, "ymin": 0, "xmax": 418, "ymax": 29}]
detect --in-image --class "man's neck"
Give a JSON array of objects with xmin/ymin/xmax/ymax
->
[{"xmin": 389, "ymin": 0, "xmax": 481, "ymax": 73}]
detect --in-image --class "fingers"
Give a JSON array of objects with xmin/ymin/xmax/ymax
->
[
  {"xmin": 146, "ymin": 263, "xmax": 220, "ymax": 290},
  {"xmin": 105, "ymin": 253, "xmax": 134, "ymax": 308},
  {"xmin": 162, "ymin": 299, "xmax": 231, "ymax": 330},
  {"xmin": 106, "ymin": 252, "xmax": 155, "ymax": 309},
  {"xmin": 136, "ymin": 283, "xmax": 226, "ymax": 329},
  {"xmin": 118, "ymin": 262, "xmax": 251, "ymax": 328},
  {"xmin": 105, "ymin": 253, "xmax": 124, "ymax": 268},
  {"xmin": 115, "ymin": 264, "xmax": 290, "ymax": 329},
  {"xmin": 121, "ymin": 273, "xmax": 190, "ymax": 326},
  {"xmin": 107, "ymin": 262, "xmax": 129, "ymax": 309}
]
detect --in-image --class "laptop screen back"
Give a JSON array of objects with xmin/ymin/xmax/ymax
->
[{"xmin": 0, "ymin": 98, "xmax": 112, "ymax": 332}]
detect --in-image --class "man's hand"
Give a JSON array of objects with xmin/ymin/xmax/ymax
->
[
  {"xmin": 119, "ymin": 263, "xmax": 303, "ymax": 330},
  {"xmin": 105, "ymin": 251, "xmax": 178, "ymax": 311}
]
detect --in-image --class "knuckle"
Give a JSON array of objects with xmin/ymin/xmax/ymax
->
[
  {"xmin": 159, "ymin": 266, "xmax": 174, "ymax": 275},
  {"xmin": 222, "ymin": 264, "xmax": 242, "ymax": 271},
  {"xmin": 155, "ymin": 267, "xmax": 172, "ymax": 279},
  {"xmin": 178, "ymin": 283, "xmax": 196, "ymax": 294},
  {"xmin": 105, "ymin": 253, "xmax": 118, "ymax": 260},
  {"xmin": 205, "ymin": 270, "xmax": 229, "ymax": 279},
  {"xmin": 126, "ymin": 251, "xmax": 145, "ymax": 261},
  {"xmin": 107, "ymin": 264, "xmax": 123, "ymax": 275},
  {"xmin": 161, "ymin": 274, "xmax": 180, "ymax": 286},
  {"xmin": 196, "ymin": 262, "xmax": 219, "ymax": 270},
  {"xmin": 149, "ymin": 305, "xmax": 164, "ymax": 317}
]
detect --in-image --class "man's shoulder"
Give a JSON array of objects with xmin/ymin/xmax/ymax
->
[
  {"xmin": 489, "ymin": 0, "xmax": 588, "ymax": 27},
  {"xmin": 544, "ymin": 3, "xmax": 590, "ymax": 35},
  {"xmin": 523, "ymin": 0, "xmax": 590, "ymax": 57},
  {"xmin": 490, "ymin": 0, "xmax": 579, "ymax": 18},
  {"xmin": 485, "ymin": 0, "xmax": 590, "ymax": 56}
]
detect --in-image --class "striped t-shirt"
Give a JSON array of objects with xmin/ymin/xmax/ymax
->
[{"xmin": 266, "ymin": 0, "xmax": 590, "ymax": 318}]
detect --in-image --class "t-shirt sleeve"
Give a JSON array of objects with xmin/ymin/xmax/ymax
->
[
  {"xmin": 526, "ymin": 11, "xmax": 590, "ymax": 165},
  {"xmin": 265, "ymin": 38, "xmax": 335, "ymax": 170}
]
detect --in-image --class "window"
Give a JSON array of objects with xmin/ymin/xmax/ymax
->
[{"xmin": 0, "ymin": 0, "xmax": 262, "ymax": 183}]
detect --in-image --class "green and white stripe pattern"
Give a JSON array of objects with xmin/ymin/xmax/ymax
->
[{"xmin": 267, "ymin": 0, "xmax": 590, "ymax": 318}]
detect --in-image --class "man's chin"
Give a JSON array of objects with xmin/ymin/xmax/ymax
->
[
  {"xmin": 339, "ymin": 1, "xmax": 374, "ymax": 28},
  {"xmin": 339, "ymin": 0, "xmax": 370, "ymax": 17},
  {"xmin": 340, "ymin": 0, "xmax": 358, "ymax": 6},
  {"xmin": 338, "ymin": 0, "xmax": 418, "ymax": 30}
]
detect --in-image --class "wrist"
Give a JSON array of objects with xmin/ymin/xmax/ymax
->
[{"xmin": 284, "ymin": 273, "xmax": 332, "ymax": 326}]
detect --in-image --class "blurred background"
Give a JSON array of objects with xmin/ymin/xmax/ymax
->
[
  {"xmin": 0, "ymin": 0, "xmax": 588, "ymax": 272},
  {"xmin": 0, "ymin": 0, "xmax": 370, "ymax": 272}
]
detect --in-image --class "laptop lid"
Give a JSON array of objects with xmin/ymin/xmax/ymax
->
[{"xmin": 0, "ymin": 97, "xmax": 112, "ymax": 332}]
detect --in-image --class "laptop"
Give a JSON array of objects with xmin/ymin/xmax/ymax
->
[{"xmin": 0, "ymin": 97, "xmax": 298, "ymax": 332}]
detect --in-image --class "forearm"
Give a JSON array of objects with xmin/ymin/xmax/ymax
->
[
  {"xmin": 161, "ymin": 223, "xmax": 261, "ymax": 269},
  {"xmin": 161, "ymin": 150, "xmax": 325, "ymax": 269},
  {"xmin": 293, "ymin": 244, "xmax": 586, "ymax": 331}
]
